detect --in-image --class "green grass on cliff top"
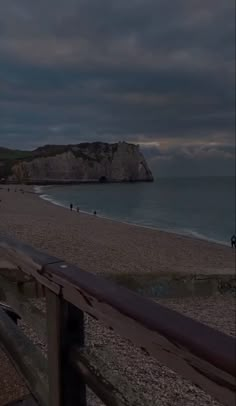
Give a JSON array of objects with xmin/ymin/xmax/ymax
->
[{"xmin": 0, "ymin": 149, "xmax": 32, "ymax": 161}]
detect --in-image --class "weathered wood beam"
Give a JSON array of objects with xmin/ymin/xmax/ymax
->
[
  {"xmin": 0, "ymin": 301, "xmax": 20, "ymax": 324},
  {"xmin": 0, "ymin": 236, "xmax": 60, "ymax": 268},
  {"xmin": 45, "ymin": 263, "xmax": 236, "ymax": 406},
  {"xmin": 0, "ymin": 237, "xmax": 62, "ymax": 295},
  {"xmin": 0, "ymin": 308, "xmax": 48, "ymax": 406},
  {"xmin": 46, "ymin": 290, "xmax": 86, "ymax": 406},
  {"xmin": 0, "ymin": 266, "xmax": 45, "ymax": 299},
  {"xmin": 17, "ymin": 280, "xmax": 45, "ymax": 299},
  {"xmin": 72, "ymin": 347, "xmax": 149, "ymax": 406},
  {"xmin": 0, "ymin": 252, "xmax": 60, "ymax": 295},
  {"xmin": 5, "ymin": 394, "xmax": 39, "ymax": 405},
  {"xmin": 0, "ymin": 276, "xmax": 47, "ymax": 343},
  {"xmin": 0, "ymin": 237, "xmax": 235, "ymax": 406},
  {"xmin": 0, "ymin": 260, "xmax": 18, "ymax": 272},
  {"xmin": 46, "ymin": 290, "xmax": 62, "ymax": 406}
]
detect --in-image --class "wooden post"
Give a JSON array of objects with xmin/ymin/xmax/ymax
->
[
  {"xmin": 0, "ymin": 308, "xmax": 48, "ymax": 406},
  {"xmin": 46, "ymin": 289, "xmax": 63, "ymax": 406},
  {"xmin": 0, "ymin": 302, "xmax": 20, "ymax": 324},
  {"xmin": 63, "ymin": 303, "xmax": 87, "ymax": 406},
  {"xmin": 46, "ymin": 289, "xmax": 86, "ymax": 406}
]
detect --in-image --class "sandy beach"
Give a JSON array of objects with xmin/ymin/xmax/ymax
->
[
  {"xmin": 0, "ymin": 185, "xmax": 235, "ymax": 406},
  {"xmin": 0, "ymin": 186, "xmax": 235, "ymax": 276}
]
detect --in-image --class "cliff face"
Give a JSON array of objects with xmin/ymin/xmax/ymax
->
[{"xmin": 4, "ymin": 142, "xmax": 153, "ymax": 184}]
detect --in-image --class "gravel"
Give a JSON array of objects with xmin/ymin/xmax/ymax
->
[
  {"xmin": 0, "ymin": 188, "xmax": 235, "ymax": 405},
  {"xmin": 17, "ymin": 294, "xmax": 236, "ymax": 406},
  {"xmin": 0, "ymin": 347, "xmax": 28, "ymax": 405}
]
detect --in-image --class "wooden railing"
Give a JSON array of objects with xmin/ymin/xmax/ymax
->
[{"xmin": 0, "ymin": 236, "xmax": 235, "ymax": 406}]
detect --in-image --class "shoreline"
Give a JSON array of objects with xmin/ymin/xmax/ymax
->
[
  {"xmin": 0, "ymin": 184, "xmax": 234, "ymax": 279},
  {"xmin": 0, "ymin": 178, "xmax": 154, "ymax": 186},
  {"xmin": 0, "ymin": 184, "xmax": 235, "ymax": 406},
  {"xmin": 35, "ymin": 185, "xmax": 230, "ymax": 248}
]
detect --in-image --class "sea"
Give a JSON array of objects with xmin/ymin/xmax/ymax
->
[{"xmin": 35, "ymin": 176, "xmax": 235, "ymax": 246}]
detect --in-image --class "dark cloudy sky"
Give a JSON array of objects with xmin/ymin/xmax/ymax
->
[{"xmin": 0, "ymin": 0, "xmax": 235, "ymax": 176}]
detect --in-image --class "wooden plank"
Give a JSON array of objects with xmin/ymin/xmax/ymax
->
[
  {"xmin": 17, "ymin": 280, "xmax": 45, "ymax": 299},
  {"xmin": 0, "ymin": 260, "xmax": 18, "ymax": 271},
  {"xmin": 43, "ymin": 262, "xmax": 235, "ymax": 374},
  {"xmin": 62, "ymin": 303, "xmax": 87, "ymax": 406},
  {"xmin": 0, "ymin": 276, "xmax": 46, "ymax": 343},
  {"xmin": 0, "ymin": 246, "xmax": 61, "ymax": 295},
  {"xmin": 0, "ymin": 237, "xmax": 62, "ymax": 295},
  {"xmin": 0, "ymin": 308, "xmax": 48, "ymax": 406},
  {"xmin": 1, "ymin": 238, "xmax": 235, "ymax": 405},
  {"xmin": 46, "ymin": 290, "xmax": 86, "ymax": 406},
  {"xmin": 45, "ymin": 262, "xmax": 236, "ymax": 406},
  {"xmin": 0, "ymin": 268, "xmax": 44, "ymax": 301},
  {"xmin": 5, "ymin": 394, "xmax": 38, "ymax": 405},
  {"xmin": 72, "ymin": 347, "xmax": 149, "ymax": 406},
  {"xmin": 0, "ymin": 266, "xmax": 45, "ymax": 298},
  {"xmin": 0, "ymin": 301, "xmax": 20, "ymax": 324},
  {"xmin": 46, "ymin": 290, "xmax": 63, "ymax": 406},
  {"xmin": 0, "ymin": 236, "xmax": 60, "ymax": 267}
]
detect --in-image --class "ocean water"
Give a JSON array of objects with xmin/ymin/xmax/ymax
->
[{"xmin": 35, "ymin": 177, "xmax": 235, "ymax": 245}]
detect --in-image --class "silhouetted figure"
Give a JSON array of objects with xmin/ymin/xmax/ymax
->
[
  {"xmin": 231, "ymin": 235, "xmax": 236, "ymax": 248},
  {"xmin": 70, "ymin": 203, "xmax": 73, "ymax": 211},
  {"xmin": 93, "ymin": 210, "xmax": 97, "ymax": 216},
  {"xmin": 77, "ymin": 207, "xmax": 80, "ymax": 213}
]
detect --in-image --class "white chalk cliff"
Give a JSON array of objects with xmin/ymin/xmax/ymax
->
[{"xmin": 8, "ymin": 142, "xmax": 153, "ymax": 184}]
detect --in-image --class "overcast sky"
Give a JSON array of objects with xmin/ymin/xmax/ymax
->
[{"xmin": 0, "ymin": 0, "xmax": 235, "ymax": 176}]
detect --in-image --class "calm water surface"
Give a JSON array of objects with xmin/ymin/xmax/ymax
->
[{"xmin": 36, "ymin": 177, "xmax": 235, "ymax": 245}]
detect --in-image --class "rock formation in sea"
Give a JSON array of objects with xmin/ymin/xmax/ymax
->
[{"xmin": 0, "ymin": 142, "xmax": 153, "ymax": 184}]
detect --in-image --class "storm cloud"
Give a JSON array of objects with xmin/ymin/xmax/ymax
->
[{"xmin": 0, "ymin": 0, "xmax": 235, "ymax": 175}]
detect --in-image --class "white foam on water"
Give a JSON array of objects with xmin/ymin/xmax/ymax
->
[
  {"xmin": 35, "ymin": 185, "xmax": 93, "ymax": 215},
  {"xmin": 34, "ymin": 185, "xmax": 44, "ymax": 194},
  {"xmin": 171, "ymin": 227, "xmax": 229, "ymax": 246},
  {"xmin": 34, "ymin": 186, "xmax": 229, "ymax": 247}
]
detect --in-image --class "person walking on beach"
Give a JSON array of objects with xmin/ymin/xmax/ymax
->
[
  {"xmin": 231, "ymin": 234, "xmax": 236, "ymax": 248},
  {"xmin": 93, "ymin": 210, "xmax": 97, "ymax": 216},
  {"xmin": 70, "ymin": 203, "xmax": 73, "ymax": 211}
]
